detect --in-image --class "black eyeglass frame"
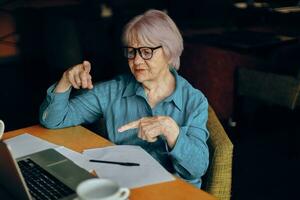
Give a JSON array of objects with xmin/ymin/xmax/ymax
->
[{"xmin": 123, "ymin": 46, "xmax": 162, "ymax": 60}]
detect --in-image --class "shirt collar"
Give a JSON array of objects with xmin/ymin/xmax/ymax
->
[
  {"xmin": 122, "ymin": 75, "xmax": 144, "ymax": 98},
  {"xmin": 165, "ymin": 67, "xmax": 183, "ymax": 111},
  {"xmin": 122, "ymin": 67, "xmax": 183, "ymax": 111}
]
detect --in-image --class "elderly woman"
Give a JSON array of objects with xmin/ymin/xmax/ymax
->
[{"xmin": 40, "ymin": 9, "xmax": 209, "ymax": 188}]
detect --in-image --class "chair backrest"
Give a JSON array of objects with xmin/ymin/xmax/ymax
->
[
  {"xmin": 202, "ymin": 105, "xmax": 233, "ymax": 200},
  {"xmin": 237, "ymin": 43, "xmax": 300, "ymax": 109},
  {"xmin": 237, "ymin": 68, "xmax": 300, "ymax": 109}
]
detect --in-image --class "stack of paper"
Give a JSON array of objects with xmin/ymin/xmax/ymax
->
[
  {"xmin": 4, "ymin": 133, "xmax": 59, "ymax": 158},
  {"xmin": 4, "ymin": 134, "xmax": 175, "ymax": 188}
]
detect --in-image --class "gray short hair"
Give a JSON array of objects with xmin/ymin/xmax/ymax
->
[{"xmin": 122, "ymin": 9, "xmax": 183, "ymax": 70}]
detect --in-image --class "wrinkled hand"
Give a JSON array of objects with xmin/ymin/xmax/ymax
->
[
  {"xmin": 55, "ymin": 61, "xmax": 93, "ymax": 93},
  {"xmin": 118, "ymin": 116, "xmax": 179, "ymax": 148}
]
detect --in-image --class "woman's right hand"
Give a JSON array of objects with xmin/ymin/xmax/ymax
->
[{"xmin": 55, "ymin": 61, "xmax": 93, "ymax": 93}]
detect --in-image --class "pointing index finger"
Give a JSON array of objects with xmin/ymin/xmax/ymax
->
[
  {"xmin": 83, "ymin": 60, "xmax": 91, "ymax": 73},
  {"xmin": 118, "ymin": 120, "xmax": 140, "ymax": 133}
]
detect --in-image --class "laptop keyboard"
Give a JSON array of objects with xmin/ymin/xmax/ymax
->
[{"xmin": 18, "ymin": 158, "xmax": 75, "ymax": 200}]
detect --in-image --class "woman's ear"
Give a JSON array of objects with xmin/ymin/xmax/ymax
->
[{"xmin": 163, "ymin": 47, "xmax": 172, "ymax": 66}]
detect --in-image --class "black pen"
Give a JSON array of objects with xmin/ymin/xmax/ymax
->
[{"xmin": 89, "ymin": 159, "xmax": 140, "ymax": 166}]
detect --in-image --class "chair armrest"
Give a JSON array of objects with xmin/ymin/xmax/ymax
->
[{"xmin": 203, "ymin": 106, "xmax": 233, "ymax": 200}]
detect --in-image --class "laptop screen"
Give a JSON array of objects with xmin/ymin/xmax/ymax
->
[{"xmin": 0, "ymin": 142, "xmax": 31, "ymax": 200}]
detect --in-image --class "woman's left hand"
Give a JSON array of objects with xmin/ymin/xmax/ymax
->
[{"xmin": 118, "ymin": 116, "xmax": 179, "ymax": 148}]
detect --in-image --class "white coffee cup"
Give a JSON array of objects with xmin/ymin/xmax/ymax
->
[
  {"xmin": 76, "ymin": 178, "xmax": 130, "ymax": 200},
  {"xmin": 0, "ymin": 120, "xmax": 4, "ymax": 140}
]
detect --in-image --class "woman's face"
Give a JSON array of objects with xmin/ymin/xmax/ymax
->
[{"xmin": 127, "ymin": 41, "xmax": 169, "ymax": 84}]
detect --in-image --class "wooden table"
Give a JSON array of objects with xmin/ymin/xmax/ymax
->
[{"xmin": 3, "ymin": 125, "xmax": 217, "ymax": 200}]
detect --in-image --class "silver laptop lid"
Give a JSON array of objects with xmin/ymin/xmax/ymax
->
[{"xmin": 0, "ymin": 142, "xmax": 32, "ymax": 199}]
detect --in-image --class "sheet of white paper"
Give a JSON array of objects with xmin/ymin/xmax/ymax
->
[
  {"xmin": 4, "ymin": 134, "xmax": 93, "ymax": 173},
  {"xmin": 4, "ymin": 133, "xmax": 59, "ymax": 158},
  {"xmin": 54, "ymin": 146, "xmax": 94, "ymax": 172},
  {"xmin": 83, "ymin": 145, "xmax": 175, "ymax": 188}
]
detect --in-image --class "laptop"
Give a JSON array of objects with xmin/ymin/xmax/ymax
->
[{"xmin": 0, "ymin": 121, "xmax": 94, "ymax": 200}]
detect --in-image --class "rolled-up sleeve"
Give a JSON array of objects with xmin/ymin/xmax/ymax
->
[{"xmin": 39, "ymin": 83, "xmax": 102, "ymax": 129}]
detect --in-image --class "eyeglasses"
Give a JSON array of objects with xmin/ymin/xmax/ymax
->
[{"xmin": 124, "ymin": 46, "xmax": 162, "ymax": 60}]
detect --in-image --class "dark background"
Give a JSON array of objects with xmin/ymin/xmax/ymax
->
[{"xmin": 0, "ymin": 0, "xmax": 300, "ymax": 200}]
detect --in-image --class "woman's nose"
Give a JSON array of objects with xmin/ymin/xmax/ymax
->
[{"xmin": 133, "ymin": 52, "xmax": 144, "ymax": 65}]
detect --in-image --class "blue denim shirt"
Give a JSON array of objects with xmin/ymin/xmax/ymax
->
[{"xmin": 39, "ymin": 68, "xmax": 209, "ymax": 188}]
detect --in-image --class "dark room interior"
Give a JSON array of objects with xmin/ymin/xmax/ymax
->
[{"xmin": 1, "ymin": 0, "xmax": 299, "ymax": 200}]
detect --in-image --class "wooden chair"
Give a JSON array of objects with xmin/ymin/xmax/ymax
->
[{"xmin": 202, "ymin": 105, "xmax": 234, "ymax": 200}]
